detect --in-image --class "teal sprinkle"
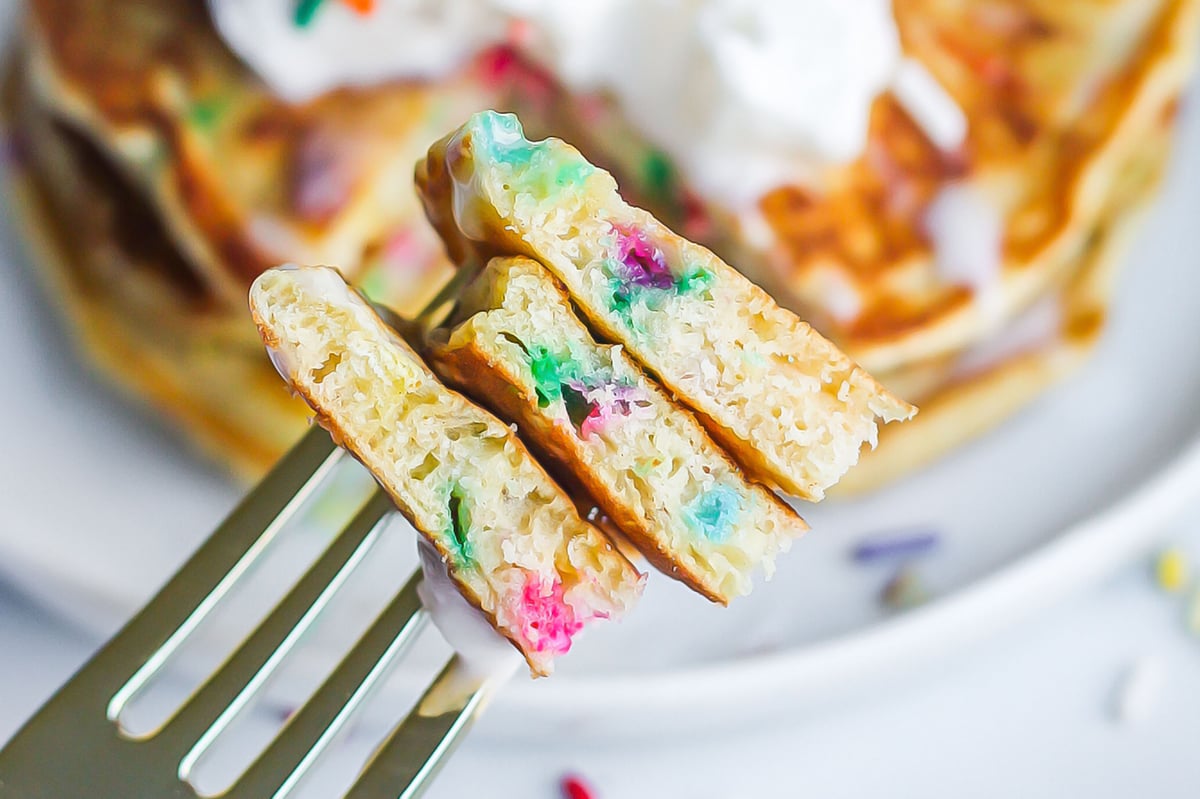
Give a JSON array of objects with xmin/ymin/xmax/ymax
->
[
  {"xmin": 685, "ymin": 485, "xmax": 741, "ymax": 543},
  {"xmin": 469, "ymin": 111, "xmax": 593, "ymax": 191},
  {"xmin": 675, "ymin": 263, "xmax": 713, "ymax": 295},
  {"xmin": 447, "ymin": 488, "xmax": 472, "ymax": 563},
  {"xmin": 294, "ymin": 0, "xmax": 325, "ymax": 26},
  {"xmin": 472, "ymin": 111, "xmax": 538, "ymax": 167}
]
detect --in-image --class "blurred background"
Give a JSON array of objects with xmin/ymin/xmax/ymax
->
[{"xmin": 2, "ymin": 0, "xmax": 1200, "ymax": 795}]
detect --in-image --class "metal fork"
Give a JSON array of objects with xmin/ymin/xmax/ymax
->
[{"xmin": 0, "ymin": 425, "xmax": 493, "ymax": 798}]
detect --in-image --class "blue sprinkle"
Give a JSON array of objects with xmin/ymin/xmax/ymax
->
[
  {"xmin": 852, "ymin": 530, "xmax": 940, "ymax": 564},
  {"xmin": 684, "ymin": 485, "xmax": 741, "ymax": 543}
]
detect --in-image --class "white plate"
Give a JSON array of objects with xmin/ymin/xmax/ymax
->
[{"xmin": 4, "ymin": 47, "xmax": 1200, "ymax": 742}]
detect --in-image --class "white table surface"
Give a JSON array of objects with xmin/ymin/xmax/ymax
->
[{"xmin": 3, "ymin": 499, "xmax": 1199, "ymax": 798}]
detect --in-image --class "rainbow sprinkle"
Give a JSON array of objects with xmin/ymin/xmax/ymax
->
[
  {"xmin": 517, "ymin": 574, "xmax": 582, "ymax": 655},
  {"xmin": 186, "ymin": 95, "xmax": 230, "ymax": 131},
  {"xmin": 560, "ymin": 774, "xmax": 597, "ymax": 799},
  {"xmin": 526, "ymin": 344, "xmax": 642, "ymax": 438},
  {"xmin": 881, "ymin": 567, "xmax": 928, "ymax": 610},
  {"xmin": 1154, "ymin": 548, "xmax": 1188, "ymax": 594},
  {"xmin": 470, "ymin": 111, "xmax": 594, "ymax": 194},
  {"xmin": 294, "ymin": 0, "xmax": 374, "ymax": 26},
  {"xmin": 641, "ymin": 150, "xmax": 676, "ymax": 204},
  {"xmin": 683, "ymin": 485, "xmax": 741, "ymax": 543},
  {"xmin": 607, "ymin": 226, "xmax": 712, "ymax": 317},
  {"xmin": 613, "ymin": 227, "xmax": 675, "ymax": 290},
  {"xmin": 852, "ymin": 530, "xmax": 940, "ymax": 564},
  {"xmin": 447, "ymin": 488, "xmax": 472, "ymax": 564},
  {"xmin": 293, "ymin": 0, "xmax": 324, "ymax": 26}
]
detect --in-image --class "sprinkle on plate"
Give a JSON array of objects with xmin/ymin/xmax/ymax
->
[
  {"xmin": 561, "ymin": 773, "xmax": 597, "ymax": 799},
  {"xmin": 852, "ymin": 529, "xmax": 940, "ymax": 564},
  {"xmin": 1154, "ymin": 548, "xmax": 1188, "ymax": 593}
]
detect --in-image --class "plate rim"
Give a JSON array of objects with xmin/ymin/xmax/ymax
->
[{"xmin": 4, "ymin": 424, "xmax": 1197, "ymax": 735}]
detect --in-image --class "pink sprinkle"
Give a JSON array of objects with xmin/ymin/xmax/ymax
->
[
  {"xmin": 383, "ymin": 227, "xmax": 418, "ymax": 264},
  {"xmin": 476, "ymin": 45, "xmax": 518, "ymax": 86},
  {"xmin": 475, "ymin": 45, "xmax": 555, "ymax": 108},
  {"xmin": 681, "ymin": 194, "xmax": 713, "ymax": 240},
  {"xmin": 577, "ymin": 404, "xmax": 611, "ymax": 440},
  {"xmin": 519, "ymin": 575, "xmax": 581, "ymax": 655},
  {"xmin": 561, "ymin": 774, "xmax": 597, "ymax": 799}
]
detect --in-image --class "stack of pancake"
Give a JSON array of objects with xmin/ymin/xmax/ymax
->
[{"xmin": 7, "ymin": 0, "xmax": 1198, "ymax": 491}]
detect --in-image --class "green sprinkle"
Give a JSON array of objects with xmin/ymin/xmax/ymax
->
[
  {"xmin": 294, "ymin": 0, "xmax": 325, "ymax": 27},
  {"xmin": 356, "ymin": 266, "xmax": 389, "ymax": 302},
  {"xmin": 633, "ymin": 458, "xmax": 657, "ymax": 477},
  {"xmin": 448, "ymin": 488, "xmax": 472, "ymax": 563},
  {"xmin": 529, "ymin": 346, "xmax": 563, "ymax": 407},
  {"xmin": 552, "ymin": 159, "xmax": 594, "ymax": 189},
  {"xmin": 642, "ymin": 150, "xmax": 675, "ymax": 200},
  {"xmin": 187, "ymin": 94, "xmax": 232, "ymax": 131}
]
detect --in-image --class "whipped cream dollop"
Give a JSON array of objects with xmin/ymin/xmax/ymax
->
[{"xmin": 211, "ymin": 0, "xmax": 965, "ymax": 204}]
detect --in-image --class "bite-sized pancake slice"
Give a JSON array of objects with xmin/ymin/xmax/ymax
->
[
  {"xmin": 429, "ymin": 256, "xmax": 809, "ymax": 603},
  {"xmin": 249, "ymin": 265, "xmax": 643, "ymax": 676},
  {"xmin": 417, "ymin": 111, "xmax": 916, "ymax": 501}
]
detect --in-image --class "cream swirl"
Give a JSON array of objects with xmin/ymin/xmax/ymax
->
[{"xmin": 211, "ymin": 0, "xmax": 965, "ymax": 205}]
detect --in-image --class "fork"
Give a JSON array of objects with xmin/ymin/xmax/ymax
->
[{"xmin": 0, "ymin": 425, "xmax": 493, "ymax": 798}]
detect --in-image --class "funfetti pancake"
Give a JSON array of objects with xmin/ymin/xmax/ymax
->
[
  {"xmin": 23, "ymin": 0, "xmax": 483, "ymax": 314},
  {"xmin": 10, "ymin": 0, "xmax": 1198, "ymax": 489},
  {"xmin": 739, "ymin": 0, "xmax": 1198, "ymax": 374}
]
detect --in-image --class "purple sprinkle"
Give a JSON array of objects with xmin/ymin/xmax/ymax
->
[
  {"xmin": 614, "ymin": 227, "xmax": 674, "ymax": 290},
  {"xmin": 852, "ymin": 530, "xmax": 939, "ymax": 564},
  {"xmin": 291, "ymin": 129, "xmax": 353, "ymax": 223}
]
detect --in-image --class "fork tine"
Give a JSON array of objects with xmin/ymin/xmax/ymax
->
[
  {"xmin": 108, "ymin": 426, "xmax": 344, "ymax": 719},
  {"xmin": 158, "ymin": 489, "xmax": 395, "ymax": 769},
  {"xmin": 226, "ymin": 571, "xmax": 430, "ymax": 799},
  {"xmin": 0, "ymin": 426, "xmax": 341, "ymax": 797},
  {"xmin": 344, "ymin": 660, "xmax": 495, "ymax": 799}
]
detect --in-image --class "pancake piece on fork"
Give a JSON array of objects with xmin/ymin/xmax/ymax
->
[
  {"xmin": 249, "ymin": 265, "xmax": 643, "ymax": 676},
  {"xmin": 428, "ymin": 256, "xmax": 809, "ymax": 604},
  {"xmin": 417, "ymin": 111, "xmax": 917, "ymax": 501}
]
